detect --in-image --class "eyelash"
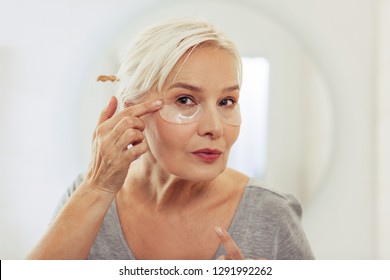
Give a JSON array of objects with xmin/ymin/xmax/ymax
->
[
  {"xmin": 175, "ymin": 96, "xmax": 196, "ymax": 106},
  {"xmin": 218, "ymin": 97, "xmax": 237, "ymax": 107},
  {"xmin": 174, "ymin": 95, "xmax": 238, "ymax": 107}
]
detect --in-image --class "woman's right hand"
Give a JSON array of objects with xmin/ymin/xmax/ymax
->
[{"xmin": 85, "ymin": 96, "xmax": 163, "ymax": 193}]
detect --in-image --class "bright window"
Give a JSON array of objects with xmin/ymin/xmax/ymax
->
[{"xmin": 228, "ymin": 57, "xmax": 270, "ymax": 179}]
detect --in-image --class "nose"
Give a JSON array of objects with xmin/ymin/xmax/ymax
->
[{"xmin": 197, "ymin": 105, "xmax": 223, "ymax": 139}]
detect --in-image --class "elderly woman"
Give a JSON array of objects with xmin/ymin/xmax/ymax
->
[{"xmin": 27, "ymin": 18, "xmax": 314, "ymax": 260}]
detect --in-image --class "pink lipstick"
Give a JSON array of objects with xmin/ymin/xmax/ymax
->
[{"xmin": 192, "ymin": 149, "xmax": 222, "ymax": 163}]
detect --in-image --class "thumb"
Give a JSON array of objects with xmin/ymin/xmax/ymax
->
[{"xmin": 98, "ymin": 96, "xmax": 118, "ymax": 125}]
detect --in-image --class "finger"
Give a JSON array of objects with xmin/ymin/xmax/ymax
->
[
  {"xmin": 118, "ymin": 99, "xmax": 163, "ymax": 119},
  {"xmin": 123, "ymin": 141, "xmax": 149, "ymax": 162},
  {"xmin": 98, "ymin": 99, "xmax": 162, "ymax": 135},
  {"xmin": 106, "ymin": 116, "xmax": 146, "ymax": 142},
  {"xmin": 214, "ymin": 227, "xmax": 244, "ymax": 260},
  {"xmin": 115, "ymin": 116, "xmax": 146, "ymax": 133},
  {"xmin": 115, "ymin": 129, "xmax": 145, "ymax": 151},
  {"xmin": 99, "ymin": 117, "xmax": 145, "ymax": 151},
  {"xmin": 97, "ymin": 96, "xmax": 118, "ymax": 126}
]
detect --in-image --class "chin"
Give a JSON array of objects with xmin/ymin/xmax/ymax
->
[{"xmin": 172, "ymin": 164, "xmax": 227, "ymax": 182}]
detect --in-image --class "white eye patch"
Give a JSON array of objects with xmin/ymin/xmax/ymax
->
[{"xmin": 159, "ymin": 98, "xmax": 241, "ymax": 126}]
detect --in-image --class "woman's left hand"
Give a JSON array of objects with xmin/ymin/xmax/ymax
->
[{"xmin": 214, "ymin": 227, "xmax": 267, "ymax": 260}]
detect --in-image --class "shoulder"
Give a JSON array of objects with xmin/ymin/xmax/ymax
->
[
  {"xmin": 231, "ymin": 179, "xmax": 315, "ymax": 259},
  {"xmin": 242, "ymin": 178, "xmax": 303, "ymax": 220}
]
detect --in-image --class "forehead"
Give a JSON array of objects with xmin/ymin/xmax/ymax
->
[{"xmin": 166, "ymin": 47, "xmax": 239, "ymax": 87}]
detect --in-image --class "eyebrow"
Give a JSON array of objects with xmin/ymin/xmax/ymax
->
[
  {"xmin": 168, "ymin": 82, "xmax": 240, "ymax": 93},
  {"xmin": 168, "ymin": 82, "xmax": 202, "ymax": 92},
  {"xmin": 223, "ymin": 85, "xmax": 240, "ymax": 93}
]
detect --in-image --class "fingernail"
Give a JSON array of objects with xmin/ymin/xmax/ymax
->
[
  {"xmin": 153, "ymin": 99, "xmax": 163, "ymax": 107},
  {"xmin": 214, "ymin": 227, "xmax": 223, "ymax": 237}
]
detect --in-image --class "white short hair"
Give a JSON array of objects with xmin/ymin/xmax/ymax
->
[{"xmin": 116, "ymin": 18, "xmax": 242, "ymax": 105}]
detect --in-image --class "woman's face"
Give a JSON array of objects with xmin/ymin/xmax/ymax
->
[{"xmin": 142, "ymin": 46, "xmax": 241, "ymax": 181}]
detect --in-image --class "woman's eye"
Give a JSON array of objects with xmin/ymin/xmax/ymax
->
[
  {"xmin": 219, "ymin": 98, "xmax": 236, "ymax": 107},
  {"xmin": 176, "ymin": 96, "xmax": 195, "ymax": 106}
]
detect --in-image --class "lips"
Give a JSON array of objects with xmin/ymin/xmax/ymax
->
[{"xmin": 192, "ymin": 148, "xmax": 222, "ymax": 162}]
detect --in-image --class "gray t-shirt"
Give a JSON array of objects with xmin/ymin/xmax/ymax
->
[{"xmin": 54, "ymin": 174, "xmax": 314, "ymax": 260}]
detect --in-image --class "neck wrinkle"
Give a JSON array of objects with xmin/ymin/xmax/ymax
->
[{"xmin": 125, "ymin": 154, "xmax": 214, "ymax": 213}]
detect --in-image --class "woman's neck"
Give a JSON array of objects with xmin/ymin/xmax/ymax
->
[{"xmin": 121, "ymin": 155, "xmax": 219, "ymax": 212}]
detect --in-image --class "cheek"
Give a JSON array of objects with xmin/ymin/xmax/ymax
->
[
  {"xmin": 225, "ymin": 126, "xmax": 241, "ymax": 148},
  {"xmin": 144, "ymin": 113, "xmax": 193, "ymax": 156}
]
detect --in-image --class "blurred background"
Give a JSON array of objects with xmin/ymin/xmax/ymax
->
[{"xmin": 0, "ymin": 0, "xmax": 389, "ymax": 259}]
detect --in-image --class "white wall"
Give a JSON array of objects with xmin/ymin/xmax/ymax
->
[
  {"xmin": 0, "ymin": 0, "xmax": 388, "ymax": 259},
  {"xmin": 376, "ymin": 0, "xmax": 390, "ymax": 259},
  {"xmin": 254, "ymin": 0, "xmax": 375, "ymax": 259}
]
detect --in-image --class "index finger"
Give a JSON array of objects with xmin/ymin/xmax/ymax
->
[
  {"xmin": 214, "ymin": 227, "xmax": 244, "ymax": 260},
  {"xmin": 119, "ymin": 99, "xmax": 163, "ymax": 118}
]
